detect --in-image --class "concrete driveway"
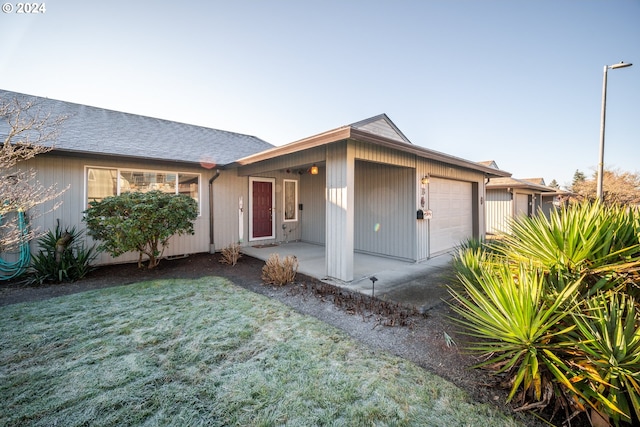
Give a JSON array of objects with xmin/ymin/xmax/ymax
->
[{"xmin": 242, "ymin": 242, "xmax": 456, "ymax": 311}]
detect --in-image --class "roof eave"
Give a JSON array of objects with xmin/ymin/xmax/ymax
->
[
  {"xmin": 486, "ymin": 182, "xmax": 565, "ymax": 193},
  {"xmin": 230, "ymin": 126, "xmax": 510, "ymax": 178},
  {"xmin": 348, "ymin": 128, "xmax": 510, "ymax": 178},
  {"xmin": 48, "ymin": 147, "xmax": 214, "ymax": 169}
]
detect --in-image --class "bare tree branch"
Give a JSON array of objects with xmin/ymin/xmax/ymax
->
[
  {"xmin": 570, "ymin": 168, "xmax": 640, "ymax": 205},
  {"xmin": 1, "ymin": 94, "xmax": 68, "ymax": 251}
]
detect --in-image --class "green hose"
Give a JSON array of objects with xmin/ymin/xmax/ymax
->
[{"xmin": 0, "ymin": 209, "xmax": 31, "ymax": 280}]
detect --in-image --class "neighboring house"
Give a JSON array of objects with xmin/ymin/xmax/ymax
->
[
  {"xmin": 480, "ymin": 161, "xmax": 567, "ymax": 235},
  {"xmin": 1, "ymin": 90, "xmax": 510, "ymax": 282}
]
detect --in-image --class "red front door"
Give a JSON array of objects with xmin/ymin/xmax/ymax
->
[{"xmin": 252, "ymin": 180, "xmax": 273, "ymax": 239}]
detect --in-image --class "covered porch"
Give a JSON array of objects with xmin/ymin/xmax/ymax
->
[{"xmin": 230, "ymin": 114, "xmax": 509, "ymax": 284}]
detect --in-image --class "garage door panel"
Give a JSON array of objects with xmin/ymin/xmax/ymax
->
[{"xmin": 430, "ymin": 178, "xmax": 473, "ymax": 254}]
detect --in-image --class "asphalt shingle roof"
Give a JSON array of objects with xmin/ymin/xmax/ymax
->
[{"xmin": 1, "ymin": 89, "xmax": 274, "ymax": 167}]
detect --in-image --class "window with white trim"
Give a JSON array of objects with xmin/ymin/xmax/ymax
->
[
  {"xmin": 86, "ymin": 167, "xmax": 200, "ymax": 212},
  {"xmin": 283, "ymin": 179, "xmax": 298, "ymax": 222}
]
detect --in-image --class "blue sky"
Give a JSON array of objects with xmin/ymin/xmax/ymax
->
[{"xmin": 1, "ymin": 0, "xmax": 638, "ymax": 188}]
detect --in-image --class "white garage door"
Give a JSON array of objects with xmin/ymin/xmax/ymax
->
[
  {"xmin": 429, "ymin": 178, "xmax": 473, "ymax": 254},
  {"xmin": 515, "ymin": 193, "xmax": 530, "ymax": 217}
]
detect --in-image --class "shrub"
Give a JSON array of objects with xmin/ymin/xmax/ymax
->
[
  {"xmin": 83, "ymin": 191, "xmax": 197, "ymax": 269},
  {"xmin": 449, "ymin": 263, "xmax": 582, "ymax": 405},
  {"xmin": 569, "ymin": 292, "xmax": 640, "ymax": 426},
  {"xmin": 28, "ymin": 221, "xmax": 97, "ymax": 285},
  {"xmin": 261, "ymin": 253, "xmax": 298, "ymax": 286},
  {"xmin": 497, "ymin": 202, "xmax": 640, "ymax": 296},
  {"xmin": 451, "ymin": 202, "xmax": 640, "ymax": 425},
  {"xmin": 219, "ymin": 242, "xmax": 242, "ymax": 266}
]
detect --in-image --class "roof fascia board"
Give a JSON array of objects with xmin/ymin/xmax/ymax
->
[
  {"xmin": 47, "ymin": 148, "xmax": 210, "ymax": 169},
  {"xmin": 348, "ymin": 128, "xmax": 510, "ymax": 178},
  {"xmin": 487, "ymin": 183, "xmax": 560, "ymax": 193},
  {"xmin": 231, "ymin": 126, "xmax": 510, "ymax": 178},
  {"xmin": 350, "ymin": 113, "xmax": 412, "ymax": 144},
  {"xmin": 228, "ymin": 127, "xmax": 352, "ymax": 167}
]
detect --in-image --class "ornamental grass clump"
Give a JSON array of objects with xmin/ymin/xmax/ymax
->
[
  {"xmin": 219, "ymin": 242, "xmax": 242, "ymax": 266},
  {"xmin": 261, "ymin": 253, "xmax": 298, "ymax": 286}
]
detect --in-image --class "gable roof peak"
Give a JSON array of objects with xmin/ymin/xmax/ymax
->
[
  {"xmin": 478, "ymin": 160, "xmax": 500, "ymax": 169},
  {"xmin": 522, "ymin": 177, "xmax": 546, "ymax": 186},
  {"xmin": 349, "ymin": 113, "xmax": 411, "ymax": 144}
]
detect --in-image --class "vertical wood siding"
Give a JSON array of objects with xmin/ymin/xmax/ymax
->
[
  {"xmin": 354, "ymin": 161, "xmax": 414, "ymax": 260},
  {"xmin": 22, "ymin": 154, "xmax": 213, "ymax": 266},
  {"xmin": 354, "ymin": 121, "xmax": 406, "ymax": 143},
  {"xmin": 325, "ymin": 141, "xmax": 355, "ymax": 281},
  {"xmin": 486, "ymin": 189, "xmax": 512, "ymax": 234},
  {"xmin": 299, "ymin": 169, "xmax": 326, "ymax": 244},
  {"xmin": 352, "ymin": 140, "xmax": 415, "ymax": 167},
  {"xmin": 213, "ymin": 170, "xmax": 304, "ymax": 249},
  {"xmin": 211, "ymin": 170, "xmax": 246, "ymax": 250}
]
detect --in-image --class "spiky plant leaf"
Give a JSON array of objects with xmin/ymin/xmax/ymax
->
[{"xmin": 448, "ymin": 264, "xmax": 582, "ymax": 402}]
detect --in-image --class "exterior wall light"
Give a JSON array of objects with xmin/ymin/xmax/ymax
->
[{"xmin": 310, "ymin": 165, "xmax": 319, "ymax": 175}]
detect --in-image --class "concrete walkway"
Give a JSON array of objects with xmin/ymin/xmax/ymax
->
[{"xmin": 242, "ymin": 242, "xmax": 456, "ymax": 311}]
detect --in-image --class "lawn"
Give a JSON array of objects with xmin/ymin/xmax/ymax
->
[{"xmin": 0, "ymin": 277, "xmax": 523, "ymax": 426}]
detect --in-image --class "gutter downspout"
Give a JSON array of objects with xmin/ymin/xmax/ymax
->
[{"xmin": 209, "ymin": 170, "xmax": 221, "ymax": 253}]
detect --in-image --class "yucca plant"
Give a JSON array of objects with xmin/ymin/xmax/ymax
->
[
  {"xmin": 497, "ymin": 202, "xmax": 640, "ymax": 296},
  {"xmin": 448, "ymin": 263, "xmax": 583, "ymax": 405},
  {"xmin": 568, "ymin": 292, "xmax": 640, "ymax": 426},
  {"xmin": 28, "ymin": 222, "xmax": 98, "ymax": 285},
  {"xmin": 452, "ymin": 238, "xmax": 504, "ymax": 285}
]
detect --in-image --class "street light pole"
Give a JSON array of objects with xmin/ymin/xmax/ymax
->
[{"xmin": 597, "ymin": 61, "xmax": 632, "ymax": 203}]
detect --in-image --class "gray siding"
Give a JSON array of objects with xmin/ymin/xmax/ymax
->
[
  {"xmin": 213, "ymin": 170, "xmax": 306, "ymax": 249},
  {"xmin": 210, "ymin": 170, "xmax": 246, "ymax": 250},
  {"xmin": 353, "ymin": 140, "xmax": 415, "ymax": 167},
  {"xmin": 354, "ymin": 161, "xmax": 414, "ymax": 260},
  {"xmin": 299, "ymin": 169, "xmax": 326, "ymax": 245},
  {"xmin": 355, "ymin": 119, "xmax": 406, "ymax": 143},
  {"xmin": 486, "ymin": 189, "xmax": 512, "ymax": 234},
  {"xmin": 325, "ymin": 141, "xmax": 355, "ymax": 281},
  {"xmin": 22, "ymin": 154, "xmax": 214, "ymax": 266}
]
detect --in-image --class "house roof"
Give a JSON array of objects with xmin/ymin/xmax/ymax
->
[
  {"xmin": 0, "ymin": 89, "xmax": 274, "ymax": 167},
  {"xmin": 480, "ymin": 162, "xmax": 569, "ymax": 195},
  {"xmin": 487, "ymin": 176, "xmax": 560, "ymax": 193},
  {"xmin": 232, "ymin": 114, "xmax": 511, "ymax": 178}
]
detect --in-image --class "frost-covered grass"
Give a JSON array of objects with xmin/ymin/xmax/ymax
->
[{"xmin": 1, "ymin": 277, "xmax": 523, "ymax": 426}]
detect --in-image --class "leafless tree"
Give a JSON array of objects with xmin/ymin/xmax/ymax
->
[
  {"xmin": 1, "ymin": 94, "xmax": 68, "ymax": 251},
  {"xmin": 570, "ymin": 168, "xmax": 640, "ymax": 206}
]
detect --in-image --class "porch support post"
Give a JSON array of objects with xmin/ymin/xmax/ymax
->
[{"xmin": 325, "ymin": 141, "xmax": 354, "ymax": 282}]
